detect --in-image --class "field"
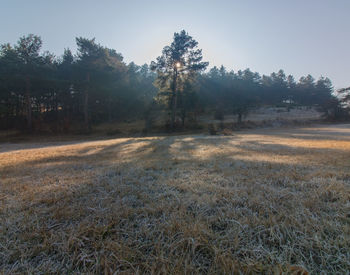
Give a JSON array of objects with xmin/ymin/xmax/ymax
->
[
  {"xmin": 1, "ymin": 124, "xmax": 350, "ymax": 274},
  {"xmin": 202, "ymin": 106, "xmax": 322, "ymax": 124}
]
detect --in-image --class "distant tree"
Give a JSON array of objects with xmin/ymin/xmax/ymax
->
[
  {"xmin": 231, "ymin": 69, "xmax": 260, "ymax": 122},
  {"xmin": 296, "ymin": 74, "xmax": 316, "ymax": 105},
  {"xmin": 151, "ymin": 30, "xmax": 208, "ymax": 130},
  {"xmin": 313, "ymin": 77, "xmax": 337, "ymax": 118},
  {"xmin": 338, "ymin": 87, "xmax": 350, "ymax": 107},
  {"xmin": 271, "ymin": 69, "xmax": 288, "ymax": 102},
  {"xmin": 336, "ymin": 87, "xmax": 350, "ymax": 119},
  {"xmin": 315, "ymin": 77, "xmax": 333, "ymax": 103},
  {"xmin": 208, "ymin": 66, "xmax": 220, "ymax": 79},
  {"xmin": 232, "ymin": 96, "xmax": 253, "ymax": 123},
  {"xmin": 285, "ymin": 75, "xmax": 297, "ymax": 108},
  {"xmin": 287, "ymin": 75, "xmax": 296, "ymax": 89}
]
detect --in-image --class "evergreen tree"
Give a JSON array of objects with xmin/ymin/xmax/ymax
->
[
  {"xmin": 15, "ymin": 34, "xmax": 43, "ymax": 130},
  {"xmin": 151, "ymin": 30, "xmax": 208, "ymax": 130}
]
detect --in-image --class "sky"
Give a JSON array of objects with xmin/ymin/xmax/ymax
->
[{"xmin": 1, "ymin": 0, "xmax": 349, "ymax": 88}]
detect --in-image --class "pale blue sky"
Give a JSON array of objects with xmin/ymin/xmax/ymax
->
[{"xmin": 1, "ymin": 0, "xmax": 349, "ymax": 88}]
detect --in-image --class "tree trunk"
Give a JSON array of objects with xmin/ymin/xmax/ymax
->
[
  {"xmin": 25, "ymin": 75, "xmax": 32, "ymax": 131},
  {"xmin": 170, "ymin": 69, "xmax": 178, "ymax": 130},
  {"xmin": 237, "ymin": 113, "xmax": 242, "ymax": 124},
  {"xmin": 15, "ymin": 98, "xmax": 20, "ymax": 118},
  {"xmin": 108, "ymin": 97, "xmax": 112, "ymax": 122},
  {"xmin": 54, "ymin": 92, "xmax": 58, "ymax": 114},
  {"xmin": 181, "ymin": 109, "xmax": 186, "ymax": 128},
  {"xmin": 84, "ymin": 72, "xmax": 90, "ymax": 131},
  {"xmin": 5, "ymin": 102, "xmax": 12, "ymax": 129}
]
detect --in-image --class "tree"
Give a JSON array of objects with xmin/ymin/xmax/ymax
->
[
  {"xmin": 338, "ymin": 87, "xmax": 350, "ymax": 107},
  {"xmin": 313, "ymin": 77, "xmax": 337, "ymax": 118},
  {"xmin": 75, "ymin": 37, "xmax": 103, "ymax": 130},
  {"xmin": 0, "ymin": 43, "xmax": 22, "ymax": 128},
  {"xmin": 151, "ymin": 30, "xmax": 208, "ymax": 130},
  {"xmin": 336, "ymin": 87, "xmax": 350, "ymax": 119},
  {"xmin": 296, "ymin": 74, "xmax": 316, "ymax": 105},
  {"xmin": 15, "ymin": 34, "xmax": 43, "ymax": 130},
  {"xmin": 97, "ymin": 48, "xmax": 126, "ymax": 122},
  {"xmin": 178, "ymin": 77, "xmax": 198, "ymax": 127},
  {"xmin": 75, "ymin": 38, "xmax": 126, "ymax": 130}
]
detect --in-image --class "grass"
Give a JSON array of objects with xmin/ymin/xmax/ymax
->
[{"xmin": 1, "ymin": 124, "xmax": 350, "ymax": 274}]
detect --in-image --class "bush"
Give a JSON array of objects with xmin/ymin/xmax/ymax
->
[{"xmin": 221, "ymin": 128, "xmax": 233, "ymax": 135}]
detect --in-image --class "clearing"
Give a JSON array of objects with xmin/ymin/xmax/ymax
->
[{"xmin": 1, "ymin": 124, "xmax": 350, "ymax": 274}]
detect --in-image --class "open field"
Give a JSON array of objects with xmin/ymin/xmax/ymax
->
[
  {"xmin": 1, "ymin": 124, "xmax": 350, "ymax": 274},
  {"xmin": 202, "ymin": 106, "xmax": 322, "ymax": 124}
]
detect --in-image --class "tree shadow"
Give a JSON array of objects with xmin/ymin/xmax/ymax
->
[{"xmin": 2, "ymin": 128, "xmax": 350, "ymax": 274}]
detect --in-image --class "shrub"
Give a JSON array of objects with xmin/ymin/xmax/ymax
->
[{"xmin": 221, "ymin": 128, "xmax": 233, "ymax": 135}]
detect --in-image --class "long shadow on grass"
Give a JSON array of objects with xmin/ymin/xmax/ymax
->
[{"xmin": 3, "ymin": 132, "xmax": 349, "ymax": 181}]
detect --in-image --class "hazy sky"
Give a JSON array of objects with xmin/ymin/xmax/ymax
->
[{"xmin": 1, "ymin": 0, "xmax": 349, "ymax": 88}]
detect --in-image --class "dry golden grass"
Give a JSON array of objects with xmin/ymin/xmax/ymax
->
[{"xmin": 1, "ymin": 124, "xmax": 350, "ymax": 274}]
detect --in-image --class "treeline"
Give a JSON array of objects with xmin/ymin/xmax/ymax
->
[
  {"xmin": 0, "ymin": 35, "xmax": 157, "ymax": 132},
  {"xmin": 198, "ymin": 67, "xmax": 344, "ymax": 122},
  {"xmin": 0, "ymin": 32, "xmax": 348, "ymax": 133}
]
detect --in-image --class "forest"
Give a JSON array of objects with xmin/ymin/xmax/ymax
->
[{"xmin": 0, "ymin": 30, "xmax": 349, "ymax": 134}]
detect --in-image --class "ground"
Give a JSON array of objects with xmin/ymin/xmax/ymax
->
[{"xmin": 1, "ymin": 124, "xmax": 350, "ymax": 274}]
